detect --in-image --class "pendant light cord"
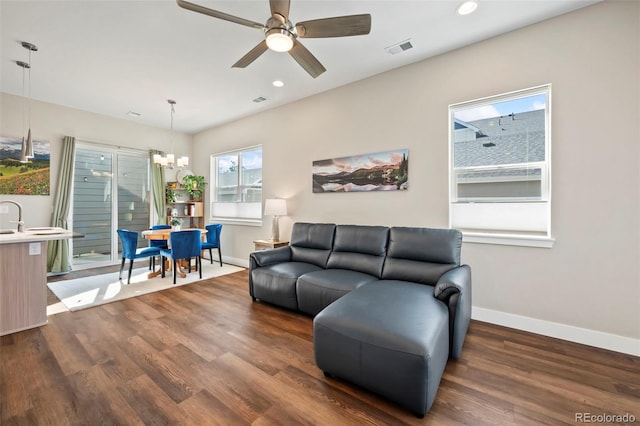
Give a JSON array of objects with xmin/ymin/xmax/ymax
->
[
  {"xmin": 170, "ymin": 101, "xmax": 175, "ymax": 154},
  {"xmin": 21, "ymin": 62, "xmax": 26, "ymax": 139},
  {"xmin": 28, "ymin": 48, "xmax": 32, "ymax": 130},
  {"xmin": 168, "ymin": 99, "xmax": 176, "ymax": 156}
]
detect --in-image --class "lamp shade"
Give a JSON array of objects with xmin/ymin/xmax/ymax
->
[{"xmin": 264, "ymin": 198, "xmax": 287, "ymax": 216}]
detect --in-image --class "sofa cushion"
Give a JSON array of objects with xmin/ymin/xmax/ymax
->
[
  {"xmin": 326, "ymin": 225, "xmax": 388, "ymax": 277},
  {"xmin": 290, "ymin": 222, "xmax": 336, "ymax": 268},
  {"xmin": 387, "ymin": 227, "xmax": 461, "ymax": 264},
  {"xmin": 296, "ymin": 269, "xmax": 379, "ymax": 316},
  {"xmin": 382, "ymin": 227, "xmax": 462, "ymax": 285},
  {"xmin": 251, "ymin": 262, "xmax": 324, "ymax": 310}
]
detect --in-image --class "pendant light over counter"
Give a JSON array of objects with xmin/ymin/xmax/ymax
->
[
  {"xmin": 17, "ymin": 41, "xmax": 37, "ymax": 163},
  {"xmin": 153, "ymin": 99, "xmax": 189, "ymax": 169}
]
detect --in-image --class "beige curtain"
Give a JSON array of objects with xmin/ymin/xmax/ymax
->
[
  {"xmin": 150, "ymin": 150, "xmax": 166, "ymax": 224},
  {"xmin": 47, "ymin": 136, "xmax": 75, "ymax": 272}
]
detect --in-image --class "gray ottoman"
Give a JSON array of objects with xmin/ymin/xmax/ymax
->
[{"xmin": 313, "ymin": 281, "xmax": 450, "ymax": 417}]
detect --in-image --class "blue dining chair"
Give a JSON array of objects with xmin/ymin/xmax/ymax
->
[
  {"xmin": 160, "ymin": 229, "xmax": 202, "ymax": 284},
  {"xmin": 201, "ymin": 224, "xmax": 223, "ymax": 266},
  {"xmin": 117, "ymin": 229, "xmax": 161, "ymax": 284},
  {"xmin": 149, "ymin": 224, "xmax": 171, "ymax": 270}
]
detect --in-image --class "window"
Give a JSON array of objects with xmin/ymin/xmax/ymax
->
[
  {"xmin": 210, "ymin": 146, "xmax": 262, "ymax": 224},
  {"xmin": 449, "ymin": 85, "xmax": 553, "ymax": 247}
]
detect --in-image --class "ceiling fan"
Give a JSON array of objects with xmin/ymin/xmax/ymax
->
[{"xmin": 176, "ymin": 0, "xmax": 372, "ymax": 78}]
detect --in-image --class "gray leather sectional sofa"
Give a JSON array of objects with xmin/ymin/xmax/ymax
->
[{"xmin": 249, "ymin": 222, "xmax": 471, "ymax": 417}]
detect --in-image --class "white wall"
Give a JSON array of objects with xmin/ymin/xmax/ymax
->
[
  {"xmin": 0, "ymin": 93, "xmax": 192, "ymax": 228},
  {"xmin": 192, "ymin": 1, "xmax": 639, "ymax": 351}
]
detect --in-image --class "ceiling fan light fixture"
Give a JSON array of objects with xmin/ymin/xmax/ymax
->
[
  {"xmin": 266, "ymin": 28, "xmax": 294, "ymax": 52},
  {"xmin": 457, "ymin": 0, "xmax": 478, "ymax": 15},
  {"xmin": 177, "ymin": 0, "xmax": 371, "ymax": 77}
]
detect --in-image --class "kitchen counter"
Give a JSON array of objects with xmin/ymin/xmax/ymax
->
[
  {"xmin": 0, "ymin": 227, "xmax": 79, "ymax": 244},
  {"xmin": 0, "ymin": 228, "xmax": 81, "ymax": 336}
]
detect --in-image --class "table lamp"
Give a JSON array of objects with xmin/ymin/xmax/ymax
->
[{"xmin": 264, "ymin": 198, "xmax": 287, "ymax": 241}]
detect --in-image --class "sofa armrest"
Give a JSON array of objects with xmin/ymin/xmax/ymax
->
[
  {"xmin": 434, "ymin": 265, "xmax": 472, "ymax": 359},
  {"xmin": 248, "ymin": 246, "xmax": 293, "ymax": 300},
  {"xmin": 250, "ymin": 246, "xmax": 292, "ymax": 268}
]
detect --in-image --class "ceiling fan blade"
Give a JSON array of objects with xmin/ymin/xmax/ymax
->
[
  {"xmin": 232, "ymin": 40, "xmax": 269, "ymax": 68},
  {"xmin": 176, "ymin": 0, "xmax": 264, "ymax": 30},
  {"xmin": 289, "ymin": 40, "xmax": 326, "ymax": 78},
  {"xmin": 270, "ymin": 0, "xmax": 290, "ymax": 21},
  {"xmin": 295, "ymin": 14, "xmax": 371, "ymax": 38}
]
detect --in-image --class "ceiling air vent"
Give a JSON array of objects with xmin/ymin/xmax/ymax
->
[
  {"xmin": 385, "ymin": 39, "xmax": 413, "ymax": 55},
  {"xmin": 253, "ymin": 96, "xmax": 267, "ymax": 103}
]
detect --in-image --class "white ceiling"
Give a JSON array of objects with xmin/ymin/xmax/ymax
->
[{"xmin": 1, "ymin": 0, "xmax": 599, "ymax": 134}]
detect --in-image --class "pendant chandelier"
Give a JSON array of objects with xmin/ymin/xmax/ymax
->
[
  {"xmin": 153, "ymin": 99, "xmax": 189, "ymax": 169},
  {"xmin": 17, "ymin": 41, "xmax": 37, "ymax": 163}
]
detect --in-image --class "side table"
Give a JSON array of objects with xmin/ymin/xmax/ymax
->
[{"xmin": 253, "ymin": 239, "xmax": 289, "ymax": 251}]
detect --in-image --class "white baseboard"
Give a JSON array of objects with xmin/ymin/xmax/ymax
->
[
  {"xmin": 222, "ymin": 255, "xmax": 249, "ymax": 269},
  {"xmin": 472, "ymin": 306, "xmax": 640, "ymax": 357}
]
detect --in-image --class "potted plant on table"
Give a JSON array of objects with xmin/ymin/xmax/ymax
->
[{"xmin": 169, "ymin": 217, "xmax": 183, "ymax": 230}]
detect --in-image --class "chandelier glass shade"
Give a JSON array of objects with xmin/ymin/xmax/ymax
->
[{"xmin": 153, "ymin": 99, "xmax": 189, "ymax": 169}]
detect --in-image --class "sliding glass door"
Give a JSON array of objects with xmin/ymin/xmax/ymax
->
[
  {"xmin": 118, "ymin": 154, "xmax": 151, "ymax": 235},
  {"xmin": 71, "ymin": 144, "xmax": 150, "ymax": 269}
]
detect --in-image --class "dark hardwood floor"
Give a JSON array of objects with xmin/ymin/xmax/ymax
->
[{"xmin": 2, "ymin": 268, "xmax": 638, "ymax": 425}]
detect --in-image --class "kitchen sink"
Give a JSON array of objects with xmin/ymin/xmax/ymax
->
[
  {"xmin": 25, "ymin": 227, "xmax": 65, "ymax": 235},
  {"xmin": 0, "ymin": 229, "xmax": 16, "ymax": 234}
]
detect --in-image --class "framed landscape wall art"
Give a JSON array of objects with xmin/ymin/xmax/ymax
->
[
  {"xmin": 313, "ymin": 149, "xmax": 408, "ymax": 193},
  {"xmin": 0, "ymin": 136, "xmax": 51, "ymax": 195}
]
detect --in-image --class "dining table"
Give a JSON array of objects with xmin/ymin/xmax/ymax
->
[{"xmin": 141, "ymin": 228, "xmax": 208, "ymax": 279}]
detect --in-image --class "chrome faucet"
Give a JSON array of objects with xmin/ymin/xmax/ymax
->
[{"xmin": 0, "ymin": 200, "xmax": 24, "ymax": 232}]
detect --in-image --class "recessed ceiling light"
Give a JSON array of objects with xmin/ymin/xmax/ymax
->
[
  {"xmin": 457, "ymin": 0, "xmax": 478, "ymax": 15},
  {"xmin": 272, "ymin": 80, "xmax": 284, "ymax": 88}
]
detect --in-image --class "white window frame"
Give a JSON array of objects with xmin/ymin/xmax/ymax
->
[
  {"xmin": 448, "ymin": 85, "xmax": 554, "ymax": 248},
  {"xmin": 209, "ymin": 145, "xmax": 262, "ymax": 226}
]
